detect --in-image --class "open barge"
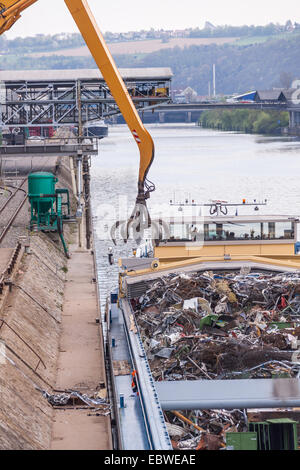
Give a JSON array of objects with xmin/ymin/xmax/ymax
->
[{"xmin": 106, "ymin": 211, "xmax": 300, "ymax": 450}]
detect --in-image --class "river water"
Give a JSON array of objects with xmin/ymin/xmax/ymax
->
[{"xmin": 90, "ymin": 123, "xmax": 300, "ymax": 309}]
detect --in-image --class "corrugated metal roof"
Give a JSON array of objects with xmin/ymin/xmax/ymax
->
[
  {"xmin": 162, "ymin": 215, "xmax": 298, "ymax": 223},
  {"xmin": 0, "ymin": 68, "xmax": 173, "ymax": 82},
  {"xmin": 256, "ymin": 90, "xmax": 283, "ymax": 101},
  {"xmin": 281, "ymin": 88, "xmax": 296, "ymax": 100}
]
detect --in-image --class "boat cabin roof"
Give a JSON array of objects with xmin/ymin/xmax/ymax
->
[
  {"xmin": 164, "ymin": 215, "xmax": 299, "ymax": 224},
  {"xmin": 154, "ymin": 214, "xmax": 298, "ymax": 246}
]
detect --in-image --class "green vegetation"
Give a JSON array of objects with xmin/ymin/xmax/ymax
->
[
  {"xmin": 232, "ymin": 31, "xmax": 300, "ymax": 46},
  {"xmin": 1, "ymin": 23, "xmax": 300, "ymax": 96},
  {"xmin": 114, "ymin": 34, "xmax": 300, "ymax": 94},
  {"xmin": 0, "ymin": 54, "xmax": 96, "ymax": 70},
  {"xmin": 1, "ymin": 23, "xmax": 297, "ymax": 54},
  {"xmin": 188, "ymin": 22, "xmax": 298, "ymax": 38},
  {"xmin": 199, "ymin": 109, "xmax": 289, "ymax": 134},
  {"xmin": 0, "ymin": 33, "xmax": 84, "ymax": 54},
  {"xmin": 232, "ymin": 36, "xmax": 273, "ymax": 46}
]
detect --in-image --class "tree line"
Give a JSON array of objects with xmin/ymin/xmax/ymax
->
[
  {"xmin": 189, "ymin": 22, "xmax": 298, "ymax": 38},
  {"xmin": 199, "ymin": 109, "xmax": 290, "ymax": 134},
  {"xmin": 0, "ymin": 33, "xmax": 84, "ymax": 53},
  {"xmin": 0, "ymin": 22, "xmax": 298, "ymax": 53}
]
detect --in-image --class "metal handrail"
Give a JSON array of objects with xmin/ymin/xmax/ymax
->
[{"xmin": 2, "ymin": 136, "xmax": 98, "ymax": 148}]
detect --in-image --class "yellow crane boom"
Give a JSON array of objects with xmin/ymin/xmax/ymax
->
[
  {"xmin": 0, "ymin": 0, "xmax": 37, "ymax": 34},
  {"xmin": 0, "ymin": 0, "xmax": 155, "ymax": 216}
]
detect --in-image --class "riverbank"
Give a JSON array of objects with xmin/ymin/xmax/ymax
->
[{"xmin": 199, "ymin": 109, "xmax": 289, "ymax": 135}]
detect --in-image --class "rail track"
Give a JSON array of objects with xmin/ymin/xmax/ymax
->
[
  {"xmin": 0, "ymin": 156, "xmax": 54, "ymax": 245},
  {"xmin": 0, "ymin": 178, "xmax": 28, "ymax": 244}
]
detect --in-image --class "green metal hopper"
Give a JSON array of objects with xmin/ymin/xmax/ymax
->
[{"xmin": 28, "ymin": 172, "xmax": 70, "ymax": 257}]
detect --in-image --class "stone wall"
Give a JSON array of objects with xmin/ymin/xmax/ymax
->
[{"xmin": 0, "ymin": 232, "xmax": 67, "ymax": 449}]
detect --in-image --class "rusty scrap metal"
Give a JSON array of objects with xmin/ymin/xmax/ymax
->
[
  {"xmin": 165, "ymin": 408, "xmax": 247, "ymax": 450},
  {"xmin": 131, "ymin": 269, "xmax": 300, "ymax": 450},
  {"xmin": 43, "ymin": 390, "xmax": 109, "ymax": 408},
  {"xmin": 133, "ymin": 270, "xmax": 300, "ymax": 380}
]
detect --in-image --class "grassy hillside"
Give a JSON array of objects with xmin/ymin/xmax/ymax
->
[
  {"xmin": 26, "ymin": 37, "xmax": 238, "ymax": 57},
  {"xmin": 233, "ymin": 30, "xmax": 300, "ymax": 46}
]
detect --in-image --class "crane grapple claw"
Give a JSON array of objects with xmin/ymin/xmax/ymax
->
[{"xmin": 110, "ymin": 203, "xmax": 170, "ymax": 246}]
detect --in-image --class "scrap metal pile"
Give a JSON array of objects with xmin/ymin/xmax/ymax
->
[
  {"xmin": 132, "ymin": 269, "xmax": 300, "ymax": 449},
  {"xmin": 133, "ymin": 270, "xmax": 300, "ymax": 381},
  {"xmin": 164, "ymin": 409, "xmax": 247, "ymax": 450}
]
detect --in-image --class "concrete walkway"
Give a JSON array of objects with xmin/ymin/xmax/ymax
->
[{"xmin": 50, "ymin": 247, "xmax": 112, "ymax": 450}]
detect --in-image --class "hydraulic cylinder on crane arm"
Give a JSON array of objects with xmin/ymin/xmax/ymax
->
[{"xmin": 0, "ymin": 0, "xmax": 38, "ymax": 34}]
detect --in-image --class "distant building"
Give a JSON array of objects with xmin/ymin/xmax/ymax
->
[
  {"xmin": 182, "ymin": 87, "xmax": 198, "ymax": 103},
  {"xmin": 227, "ymin": 86, "xmax": 299, "ymax": 104},
  {"xmin": 171, "ymin": 30, "xmax": 186, "ymax": 38},
  {"xmin": 204, "ymin": 21, "xmax": 216, "ymax": 30},
  {"xmin": 285, "ymin": 20, "xmax": 294, "ymax": 32},
  {"xmin": 255, "ymin": 90, "xmax": 287, "ymax": 102},
  {"xmin": 226, "ymin": 91, "xmax": 257, "ymax": 102},
  {"xmin": 174, "ymin": 94, "xmax": 186, "ymax": 104}
]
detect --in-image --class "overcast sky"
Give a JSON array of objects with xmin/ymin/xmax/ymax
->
[{"xmin": 4, "ymin": 0, "xmax": 300, "ymax": 38}]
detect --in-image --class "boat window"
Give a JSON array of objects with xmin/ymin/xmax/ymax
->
[
  {"xmin": 261, "ymin": 222, "xmax": 294, "ymax": 239},
  {"xmin": 203, "ymin": 222, "xmax": 294, "ymax": 241},
  {"xmin": 169, "ymin": 223, "xmax": 204, "ymax": 241},
  {"xmin": 167, "ymin": 221, "xmax": 295, "ymax": 242}
]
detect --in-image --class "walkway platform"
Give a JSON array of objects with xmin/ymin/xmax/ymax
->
[
  {"xmin": 0, "ymin": 142, "xmax": 98, "ymax": 158},
  {"xmin": 50, "ymin": 246, "xmax": 112, "ymax": 450},
  {"xmin": 109, "ymin": 299, "xmax": 151, "ymax": 450}
]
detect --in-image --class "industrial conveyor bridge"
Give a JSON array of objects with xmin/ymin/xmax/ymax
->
[{"xmin": 0, "ymin": 68, "xmax": 172, "ymax": 128}]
